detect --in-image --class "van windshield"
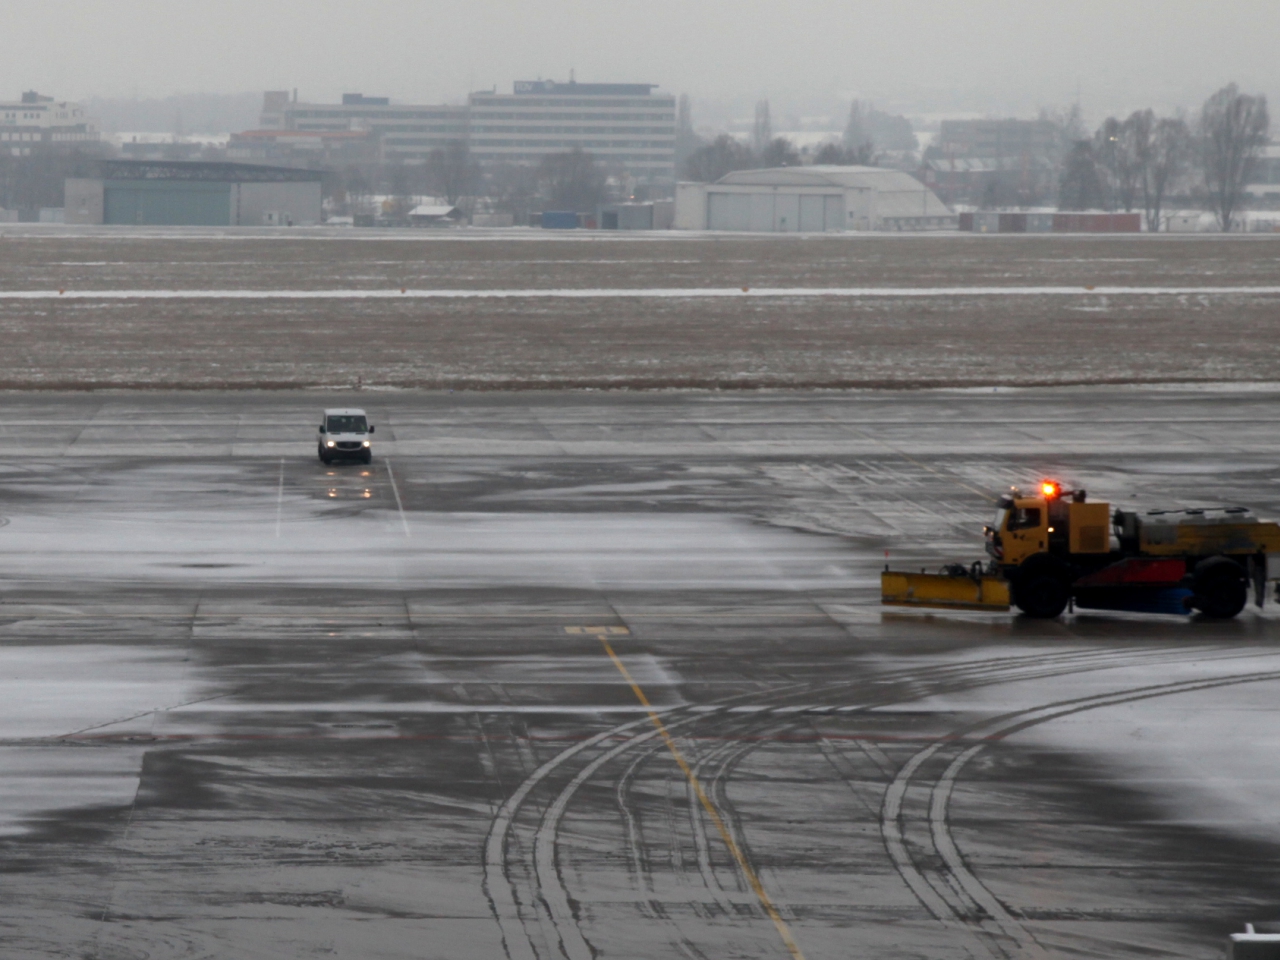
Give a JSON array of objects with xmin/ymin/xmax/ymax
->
[{"xmin": 327, "ymin": 415, "xmax": 368, "ymax": 434}]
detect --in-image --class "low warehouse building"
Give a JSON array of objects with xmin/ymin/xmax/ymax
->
[
  {"xmin": 675, "ymin": 165, "xmax": 954, "ymax": 232},
  {"xmin": 65, "ymin": 160, "xmax": 323, "ymax": 227}
]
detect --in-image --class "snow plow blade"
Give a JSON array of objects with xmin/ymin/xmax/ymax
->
[{"xmin": 881, "ymin": 571, "xmax": 1011, "ymax": 612}]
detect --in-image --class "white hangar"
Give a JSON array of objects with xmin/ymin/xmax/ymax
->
[{"xmin": 674, "ymin": 165, "xmax": 954, "ymax": 232}]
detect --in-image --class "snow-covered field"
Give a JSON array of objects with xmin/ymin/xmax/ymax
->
[{"xmin": 0, "ymin": 232, "xmax": 1277, "ymax": 390}]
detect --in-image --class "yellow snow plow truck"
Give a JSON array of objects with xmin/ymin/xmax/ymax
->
[{"xmin": 882, "ymin": 480, "xmax": 1280, "ymax": 619}]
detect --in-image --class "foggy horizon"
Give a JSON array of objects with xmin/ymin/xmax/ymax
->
[{"xmin": 6, "ymin": 0, "xmax": 1278, "ymax": 130}]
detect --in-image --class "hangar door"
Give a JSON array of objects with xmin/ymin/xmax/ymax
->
[
  {"xmin": 708, "ymin": 191, "xmax": 845, "ymax": 232},
  {"xmin": 799, "ymin": 195, "xmax": 844, "ymax": 231},
  {"xmin": 103, "ymin": 180, "xmax": 232, "ymax": 226},
  {"xmin": 707, "ymin": 192, "xmax": 751, "ymax": 231}
]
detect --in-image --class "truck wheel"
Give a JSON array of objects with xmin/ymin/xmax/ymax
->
[
  {"xmin": 1191, "ymin": 559, "xmax": 1247, "ymax": 619},
  {"xmin": 1014, "ymin": 571, "xmax": 1070, "ymax": 619}
]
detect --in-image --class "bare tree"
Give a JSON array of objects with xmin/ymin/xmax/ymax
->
[
  {"xmin": 336, "ymin": 164, "xmax": 374, "ymax": 218},
  {"xmin": 843, "ymin": 101, "xmax": 873, "ymax": 155},
  {"xmin": 814, "ymin": 142, "xmax": 874, "ymax": 165},
  {"xmin": 760, "ymin": 137, "xmax": 800, "ymax": 168},
  {"xmin": 751, "ymin": 100, "xmax": 772, "ymax": 155},
  {"xmin": 537, "ymin": 148, "xmax": 606, "ymax": 212},
  {"xmin": 384, "ymin": 162, "xmax": 420, "ymax": 219},
  {"xmin": 1143, "ymin": 116, "xmax": 1193, "ymax": 231},
  {"xmin": 1200, "ymin": 82, "xmax": 1270, "ymax": 231},
  {"xmin": 1122, "ymin": 109, "xmax": 1156, "ymax": 216},
  {"xmin": 425, "ymin": 141, "xmax": 479, "ymax": 204},
  {"xmin": 683, "ymin": 134, "xmax": 757, "ymax": 182},
  {"xmin": 485, "ymin": 162, "xmax": 539, "ymax": 221},
  {"xmin": 1058, "ymin": 140, "xmax": 1106, "ymax": 210},
  {"xmin": 1093, "ymin": 116, "xmax": 1123, "ymax": 210},
  {"xmin": 675, "ymin": 94, "xmax": 702, "ymax": 173},
  {"xmin": 1094, "ymin": 114, "xmax": 1146, "ymax": 212},
  {"xmin": 1040, "ymin": 103, "xmax": 1087, "ymax": 193}
]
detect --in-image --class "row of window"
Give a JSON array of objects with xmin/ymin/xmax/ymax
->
[
  {"xmin": 476, "ymin": 154, "xmax": 673, "ymax": 168},
  {"xmin": 472, "ymin": 139, "xmax": 675, "ymax": 150},
  {"xmin": 470, "ymin": 112, "xmax": 675, "ymax": 122},
  {"xmin": 0, "ymin": 132, "xmax": 40, "ymax": 141},
  {"xmin": 290, "ymin": 122, "xmax": 468, "ymax": 135},
  {"xmin": 285, "ymin": 109, "xmax": 465, "ymax": 121},
  {"xmin": 1253, "ymin": 159, "xmax": 1280, "ymax": 184},
  {"xmin": 377, "ymin": 124, "xmax": 469, "ymax": 134},
  {"xmin": 383, "ymin": 139, "xmax": 470, "ymax": 148},
  {"xmin": 472, "ymin": 125, "xmax": 674, "ymax": 135},
  {"xmin": 471, "ymin": 97, "xmax": 671, "ymax": 109}
]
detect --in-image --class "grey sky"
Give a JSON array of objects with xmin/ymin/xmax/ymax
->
[{"xmin": 5, "ymin": 0, "xmax": 1277, "ymax": 124}]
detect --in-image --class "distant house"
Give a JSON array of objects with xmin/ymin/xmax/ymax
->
[{"xmin": 407, "ymin": 203, "xmax": 461, "ymax": 227}]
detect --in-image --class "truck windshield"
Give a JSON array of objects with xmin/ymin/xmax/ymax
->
[
  {"xmin": 992, "ymin": 507, "xmax": 1009, "ymax": 531},
  {"xmin": 327, "ymin": 416, "xmax": 368, "ymax": 434},
  {"xmin": 1007, "ymin": 507, "xmax": 1042, "ymax": 531}
]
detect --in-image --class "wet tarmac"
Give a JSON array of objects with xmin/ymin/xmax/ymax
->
[{"xmin": 2, "ymin": 387, "xmax": 1279, "ymax": 959}]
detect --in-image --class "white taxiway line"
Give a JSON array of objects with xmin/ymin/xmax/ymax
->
[
  {"xmin": 384, "ymin": 459, "xmax": 410, "ymax": 538},
  {"xmin": 2, "ymin": 286, "xmax": 1280, "ymax": 300},
  {"xmin": 275, "ymin": 458, "xmax": 284, "ymax": 539}
]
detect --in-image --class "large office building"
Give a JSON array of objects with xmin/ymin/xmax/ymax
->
[
  {"xmin": 1246, "ymin": 143, "xmax": 1280, "ymax": 205},
  {"xmin": 468, "ymin": 80, "xmax": 676, "ymax": 181},
  {"xmin": 935, "ymin": 118, "xmax": 1057, "ymax": 161},
  {"xmin": 241, "ymin": 82, "xmax": 677, "ymax": 181},
  {"xmin": 926, "ymin": 118, "xmax": 1060, "ymax": 207},
  {"xmin": 0, "ymin": 91, "xmax": 98, "ymax": 156},
  {"xmin": 257, "ymin": 91, "xmax": 468, "ymax": 164}
]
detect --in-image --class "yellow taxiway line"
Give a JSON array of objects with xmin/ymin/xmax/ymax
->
[{"xmin": 595, "ymin": 631, "xmax": 807, "ymax": 960}]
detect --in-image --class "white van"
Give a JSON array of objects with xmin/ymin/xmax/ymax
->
[{"xmin": 318, "ymin": 408, "xmax": 374, "ymax": 464}]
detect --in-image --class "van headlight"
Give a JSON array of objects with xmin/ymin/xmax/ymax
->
[
  {"xmin": 362, "ymin": 440, "xmax": 370, "ymax": 447},
  {"xmin": 326, "ymin": 440, "xmax": 335, "ymax": 448}
]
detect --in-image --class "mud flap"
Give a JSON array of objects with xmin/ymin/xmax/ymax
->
[
  {"xmin": 881, "ymin": 571, "xmax": 1011, "ymax": 612},
  {"xmin": 1250, "ymin": 553, "xmax": 1267, "ymax": 609}
]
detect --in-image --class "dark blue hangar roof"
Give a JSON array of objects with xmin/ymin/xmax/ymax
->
[
  {"xmin": 512, "ymin": 80, "xmax": 657, "ymax": 96},
  {"xmin": 99, "ymin": 160, "xmax": 326, "ymax": 183}
]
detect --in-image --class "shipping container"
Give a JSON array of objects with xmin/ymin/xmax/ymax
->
[
  {"xmin": 541, "ymin": 210, "xmax": 579, "ymax": 229},
  {"xmin": 998, "ymin": 213, "xmax": 1027, "ymax": 232},
  {"xmin": 972, "ymin": 212, "xmax": 1000, "ymax": 233},
  {"xmin": 1053, "ymin": 212, "xmax": 1141, "ymax": 233}
]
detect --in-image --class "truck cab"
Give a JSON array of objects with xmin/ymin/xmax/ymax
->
[
  {"xmin": 318, "ymin": 408, "xmax": 374, "ymax": 465},
  {"xmin": 985, "ymin": 481, "xmax": 1111, "ymax": 568}
]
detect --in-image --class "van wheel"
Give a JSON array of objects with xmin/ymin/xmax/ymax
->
[
  {"xmin": 1013, "ymin": 567, "xmax": 1070, "ymax": 618},
  {"xmin": 1191, "ymin": 558, "xmax": 1247, "ymax": 619},
  {"xmin": 318, "ymin": 445, "xmax": 331, "ymax": 465},
  {"xmin": 361, "ymin": 450, "xmax": 372, "ymax": 465}
]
